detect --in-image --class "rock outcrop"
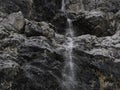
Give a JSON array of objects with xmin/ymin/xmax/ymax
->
[{"xmin": 0, "ymin": 0, "xmax": 120, "ymax": 90}]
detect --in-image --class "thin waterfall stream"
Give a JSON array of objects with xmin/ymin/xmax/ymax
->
[{"xmin": 61, "ymin": 0, "xmax": 78, "ymax": 90}]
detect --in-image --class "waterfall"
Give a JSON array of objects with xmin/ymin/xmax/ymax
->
[
  {"xmin": 61, "ymin": 0, "xmax": 77, "ymax": 90},
  {"xmin": 61, "ymin": 0, "xmax": 65, "ymax": 12},
  {"xmin": 80, "ymin": 0, "xmax": 85, "ymax": 11}
]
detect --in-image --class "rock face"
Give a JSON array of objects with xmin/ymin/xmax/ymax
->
[
  {"xmin": 0, "ymin": 0, "xmax": 120, "ymax": 90},
  {"xmin": 73, "ymin": 11, "xmax": 115, "ymax": 37}
]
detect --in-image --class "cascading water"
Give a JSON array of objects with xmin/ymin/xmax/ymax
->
[
  {"xmin": 80, "ymin": 0, "xmax": 85, "ymax": 11},
  {"xmin": 61, "ymin": 0, "xmax": 78, "ymax": 90},
  {"xmin": 61, "ymin": 0, "xmax": 65, "ymax": 12}
]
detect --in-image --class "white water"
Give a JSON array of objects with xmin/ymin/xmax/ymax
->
[
  {"xmin": 61, "ymin": 0, "xmax": 65, "ymax": 12},
  {"xmin": 61, "ymin": 0, "xmax": 77, "ymax": 90},
  {"xmin": 62, "ymin": 20, "xmax": 76, "ymax": 90},
  {"xmin": 80, "ymin": 0, "xmax": 85, "ymax": 11}
]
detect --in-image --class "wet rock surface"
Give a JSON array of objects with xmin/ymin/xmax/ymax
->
[{"xmin": 0, "ymin": 0, "xmax": 120, "ymax": 90}]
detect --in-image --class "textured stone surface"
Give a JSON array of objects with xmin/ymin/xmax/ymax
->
[{"xmin": 0, "ymin": 0, "xmax": 120, "ymax": 90}]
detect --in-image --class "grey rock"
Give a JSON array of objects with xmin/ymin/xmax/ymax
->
[
  {"xmin": 73, "ymin": 33, "xmax": 120, "ymax": 89},
  {"xmin": 31, "ymin": 0, "xmax": 61, "ymax": 21},
  {"xmin": 0, "ymin": 11, "xmax": 25, "ymax": 35},
  {"xmin": 0, "ymin": 60, "xmax": 20, "ymax": 90},
  {"xmin": 73, "ymin": 10, "xmax": 115, "ymax": 37},
  {"xmin": 0, "ymin": 26, "xmax": 9, "ymax": 39},
  {"xmin": 0, "ymin": 0, "xmax": 119, "ymax": 90},
  {"xmin": 25, "ymin": 20, "xmax": 55, "ymax": 38},
  {"xmin": 1, "ymin": 11, "xmax": 25, "ymax": 33},
  {"xmin": 67, "ymin": 0, "xmax": 120, "ymax": 13},
  {"xmin": 0, "ymin": 0, "xmax": 33, "ymax": 18},
  {"xmin": 52, "ymin": 13, "xmax": 67, "ymax": 34},
  {"xmin": 17, "ymin": 36, "xmax": 64, "ymax": 90}
]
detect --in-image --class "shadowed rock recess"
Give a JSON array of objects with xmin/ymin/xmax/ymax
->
[{"xmin": 0, "ymin": 0, "xmax": 120, "ymax": 90}]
